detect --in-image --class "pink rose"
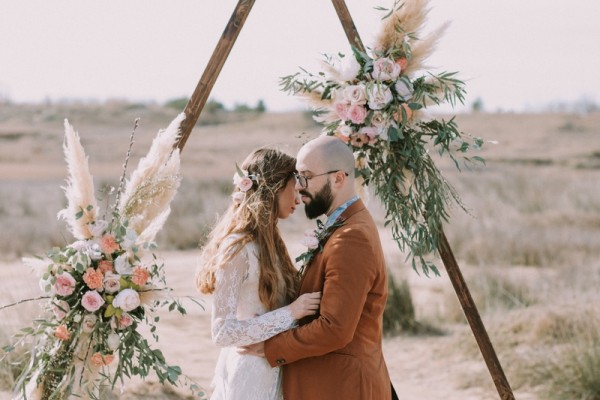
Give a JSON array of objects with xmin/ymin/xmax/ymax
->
[
  {"xmin": 372, "ymin": 57, "xmax": 401, "ymax": 81},
  {"xmin": 348, "ymin": 104, "xmax": 367, "ymax": 124},
  {"xmin": 81, "ymin": 290, "xmax": 105, "ymax": 312},
  {"xmin": 51, "ymin": 300, "xmax": 70, "ymax": 320},
  {"xmin": 237, "ymin": 177, "xmax": 254, "ymax": 192},
  {"xmin": 301, "ymin": 230, "xmax": 319, "ymax": 250},
  {"xmin": 112, "ymin": 288, "xmax": 140, "ymax": 312},
  {"xmin": 111, "ymin": 313, "xmax": 134, "ymax": 330},
  {"xmin": 54, "ymin": 272, "xmax": 76, "ymax": 297},
  {"xmin": 231, "ymin": 191, "xmax": 245, "ymax": 205},
  {"xmin": 334, "ymin": 102, "xmax": 350, "ymax": 121}
]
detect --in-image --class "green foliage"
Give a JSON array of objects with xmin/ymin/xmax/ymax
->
[{"xmin": 164, "ymin": 97, "xmax": 188, "ymax": 111}]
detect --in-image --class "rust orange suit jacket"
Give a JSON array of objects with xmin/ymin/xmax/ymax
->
[{"xmin": 264, "ymin": 200, "xmax": 391, "ymax": 400}]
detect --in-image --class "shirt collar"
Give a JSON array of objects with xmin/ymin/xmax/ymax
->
[{"xmin": 325, "ymin": 195, "xmax": 360, "ymax": 228}]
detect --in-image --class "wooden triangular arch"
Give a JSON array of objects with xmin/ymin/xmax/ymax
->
[{"xmin": 175, "ymin": 1, "xmax": 515, "ymax": 399}]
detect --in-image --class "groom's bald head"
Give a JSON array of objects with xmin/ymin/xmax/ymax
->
[{"xmin": 297, "ymin": 135, "xmax": 355, "ymax": 178}]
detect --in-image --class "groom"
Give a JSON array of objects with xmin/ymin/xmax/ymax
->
[{"xmin": 243, "ymin": 135, "xmax": 392, "ymax": 399}]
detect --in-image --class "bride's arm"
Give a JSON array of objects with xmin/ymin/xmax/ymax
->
[{"xmin": 211, "ymin": 247, "xmax": 297, "ymax": 347}]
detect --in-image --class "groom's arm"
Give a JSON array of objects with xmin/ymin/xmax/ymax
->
[{"xmin": 264, "ymin": 226, "xmax": 378, "ymax": 367}]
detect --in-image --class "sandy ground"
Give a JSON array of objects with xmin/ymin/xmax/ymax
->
[{"xmin": 0, "ymin": 243, "xmax": 537, "ymax": 400}]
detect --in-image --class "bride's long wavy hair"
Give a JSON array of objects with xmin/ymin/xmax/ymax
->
[{"xmin": 195, "ymin": 148, "xmax": 299, "ymax": 310}]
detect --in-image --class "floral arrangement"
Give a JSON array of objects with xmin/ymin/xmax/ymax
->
[
  {"xmin": 231, "ymin": 164, "xmax": 259, "ymax": 205},
  {"xmin": 281, "ymin": 0, "xmax": 485, "ymax": 275},
  {"xmin": 4, "ymin": 114, "xmax": 205, "ymax": 399},
  {"xmin": 296, "ymin": 219, "xmax": 345, "ymax": 274}
]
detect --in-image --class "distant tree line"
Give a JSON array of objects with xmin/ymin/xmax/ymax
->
[{"xmin": 164, "ymin": 97, "xmax": 266, "ymax": 114}]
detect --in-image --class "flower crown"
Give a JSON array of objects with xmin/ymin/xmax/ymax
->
[{"xmin": 231, "ymin": 164, "xmax": 260, "ymax": 204}]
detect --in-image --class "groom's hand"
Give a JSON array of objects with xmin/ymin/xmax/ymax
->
[{"xmin": 238, "ymin": 342, "xmax": 265, "ymax": 357}]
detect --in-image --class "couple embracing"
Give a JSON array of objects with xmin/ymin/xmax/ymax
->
[{"xmin": 196, "ymin": 135, "xmax": 393, "ymax": 400}]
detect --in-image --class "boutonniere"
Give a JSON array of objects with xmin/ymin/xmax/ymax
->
[{"xmin": 296, "ymin": 219, "xmax": 345, "ymax": 272}]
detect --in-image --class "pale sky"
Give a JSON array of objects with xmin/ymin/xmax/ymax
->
[{"xmin": 1, "ymin": 0, "xmax": 599, "ymax": 112}]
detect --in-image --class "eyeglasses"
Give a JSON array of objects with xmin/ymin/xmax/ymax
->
[{"xmin": 293, "ymin": 170, "xmax": 348, "ymax": 189}]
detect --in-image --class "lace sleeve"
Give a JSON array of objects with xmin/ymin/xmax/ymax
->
[{"xmin": 211, "ymin": 245, "xmax": 296, "ymax": 347}]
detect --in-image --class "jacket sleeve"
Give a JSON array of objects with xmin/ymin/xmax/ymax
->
[
  {"xmin": 264, "ymin": 225, "xmax": 378, "ymax": 366},
  {"xmin": 211, "ymin": 244, "xmax": 297, "ymax": 347}
]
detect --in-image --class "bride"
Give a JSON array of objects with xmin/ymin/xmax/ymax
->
[{"xmin": 196, "ymin": 148, "xmax": 321, "ymax": 400}]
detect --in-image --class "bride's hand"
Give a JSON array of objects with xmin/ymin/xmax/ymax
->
[{"xmin": 288, "ymin": 291, "xmax": 321, "ymax": 319}]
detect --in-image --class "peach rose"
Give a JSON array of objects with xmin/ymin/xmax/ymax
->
[
  {"xmin": 83, "ymin": 268, "xmax": 104, "ymax": 290},
  {"xmin": 100, "ymin": 234, "xmax": 120, "ymax": 254},
  {"xmin": 131, "ymin": 266, "xmax": 150, "ymax": 286},
  {"xmin": 395, "ymin": 57, "xmax": 408, "ymax": 71},
  {"xmin": 97, "ymin": 260, "xmax": 114, "ymax": 274},
  {"xmin": 54, "ymin": 325, "xmax": 71, "ymax": 341},
  {"xmin": 91, "ymin": 352, "xmax": 114, "ymax": 366}
]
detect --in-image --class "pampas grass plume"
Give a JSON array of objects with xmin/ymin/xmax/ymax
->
[{"xmin": 57, "ymin": 119, "xmax": 98, "ymax": 240}]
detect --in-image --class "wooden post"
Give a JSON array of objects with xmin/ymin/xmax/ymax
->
[
  {"xmin": 331, "ymin": 1, "xmax": 515, "ymax": 399},
  {"xmin": 438, "ymin": 230, "xmax": 515, "ymax": 399},
  {"xmin": 175, "ymin": 0, "xmax": 256, "ymax": 152}
]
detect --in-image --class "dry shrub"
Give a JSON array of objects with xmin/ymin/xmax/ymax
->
[
  {"xmin": 526, "ymin": 310, "xmax": 600, "ymax": 400},
  {"xmin": 383, "ymin": 274, "xmax": 443, "ymax": 337}
]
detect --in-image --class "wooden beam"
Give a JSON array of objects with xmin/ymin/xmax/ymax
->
[{"xmin": 176, "ymin": 0, "xmax": 256, "ymax": 151}]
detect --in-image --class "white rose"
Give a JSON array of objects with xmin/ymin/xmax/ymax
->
[
  {"xmin": 115, "ymin": 254, "xmax": 132, "ymax": 276},
  {"xmin": 337, "ymin": 124, "xmax": 353, "ymax": 138},
  {"xmin": 112, "ymin": 288, "xmax": 141, "ymax": 312},
  {"xmin": 103, "ymin": 272, "xmax": 121, "ymax": 294},
  {"xmin": 82, "ymin": 314, "xmax": 97, "ymax": 333},
  {"xmin": 107, "ymin": 332, "xmax": 121, "ymax": 351},
  {"xmin": 337, "ymin": 55, "xmax": 361, "ymax": 82},
  {"xmin": 394, "ymin": 77, "xmax": 414, "ymax": 101},
  {"xmin": 344, "ymin": 84, "xmax": 367, "ymax": 105},
  {"xmin": 366, "ymin": 84, "xmax": 393, "ymax": 110}
]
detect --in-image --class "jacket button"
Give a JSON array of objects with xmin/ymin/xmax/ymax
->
[{"xmin": 276, "ymin": 358, "xmax": 286, "ymax": 365}]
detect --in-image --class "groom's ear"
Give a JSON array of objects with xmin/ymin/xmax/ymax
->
[{"xmin": 332, "ymin": 171, "xmax": 346, "ymax": 187}]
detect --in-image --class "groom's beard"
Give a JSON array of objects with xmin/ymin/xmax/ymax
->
[{"xmin": 301, "ymin": 181, "xmax": 333, "ymax": 219}]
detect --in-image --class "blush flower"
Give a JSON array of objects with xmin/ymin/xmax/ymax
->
[
  {"xmin": 131, "ymin": 266, "xmax": 150, "ymax": 286},
  {"xmin": 81, "ymin": 290, "xmax": 105, "ymax": 312},
  {"xmin": 112, "ymin": 288, "xmax": 140, "ymax": 312},
  {"xmin": 103, "ymin": 272, "xmax": 121, "ymax": 294},
  {"xmin": 366, "ymin": 84, "xmax": 393, "ymax": 110},
  {"xmin": 344, "ymin": 84, "xmax": 367, "ymax": 105},
  {"xmin": 231, "ymin": 191, "xmax": 245, "ymax": 205},
  {"xmin": 112, "ymin": 312, "xmax": 134, "ymax": 330},
  {"xmin": 237, "ymin": 177, "xmax": 254, "ymax": 192},
  {"xmin": 54, "ymin": 272, "xmax": 76, "ymax": 297},
  {"xmin": 100, "ymin": 235, "xmax": 120, "ymax": 254},
  {"xmin": 360, "ymin": 126, "xmax": 380, "ymax": 145},
  {"xmin": 83, "ymin": 267, "xmax": 104, "ymax": 290},
  {"xmin": 54, "ymin": 325, "xmax": 71, "ymax": 341},
  {"xmin": 372, "ymin": 57, "xmax": 401, "ymax": 81},
  {"xmin": 348, "ymin": 104, "xmax": 367, "ymax": 124},
  {"xmin": 51, "ymin": 300, "xmax": 70, "ymax": 321},
  {"xmin": 301, "ymin": 230, "xmax": 320, "ymax": 250},
  {"xmin": 334, "ymin": 102, "xmax": 350, "ymax": 121}
]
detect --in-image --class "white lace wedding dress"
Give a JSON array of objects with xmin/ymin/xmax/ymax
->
[{"xmin": 209, "ymin": 236, "xmax": 297, "ymax": 400}]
